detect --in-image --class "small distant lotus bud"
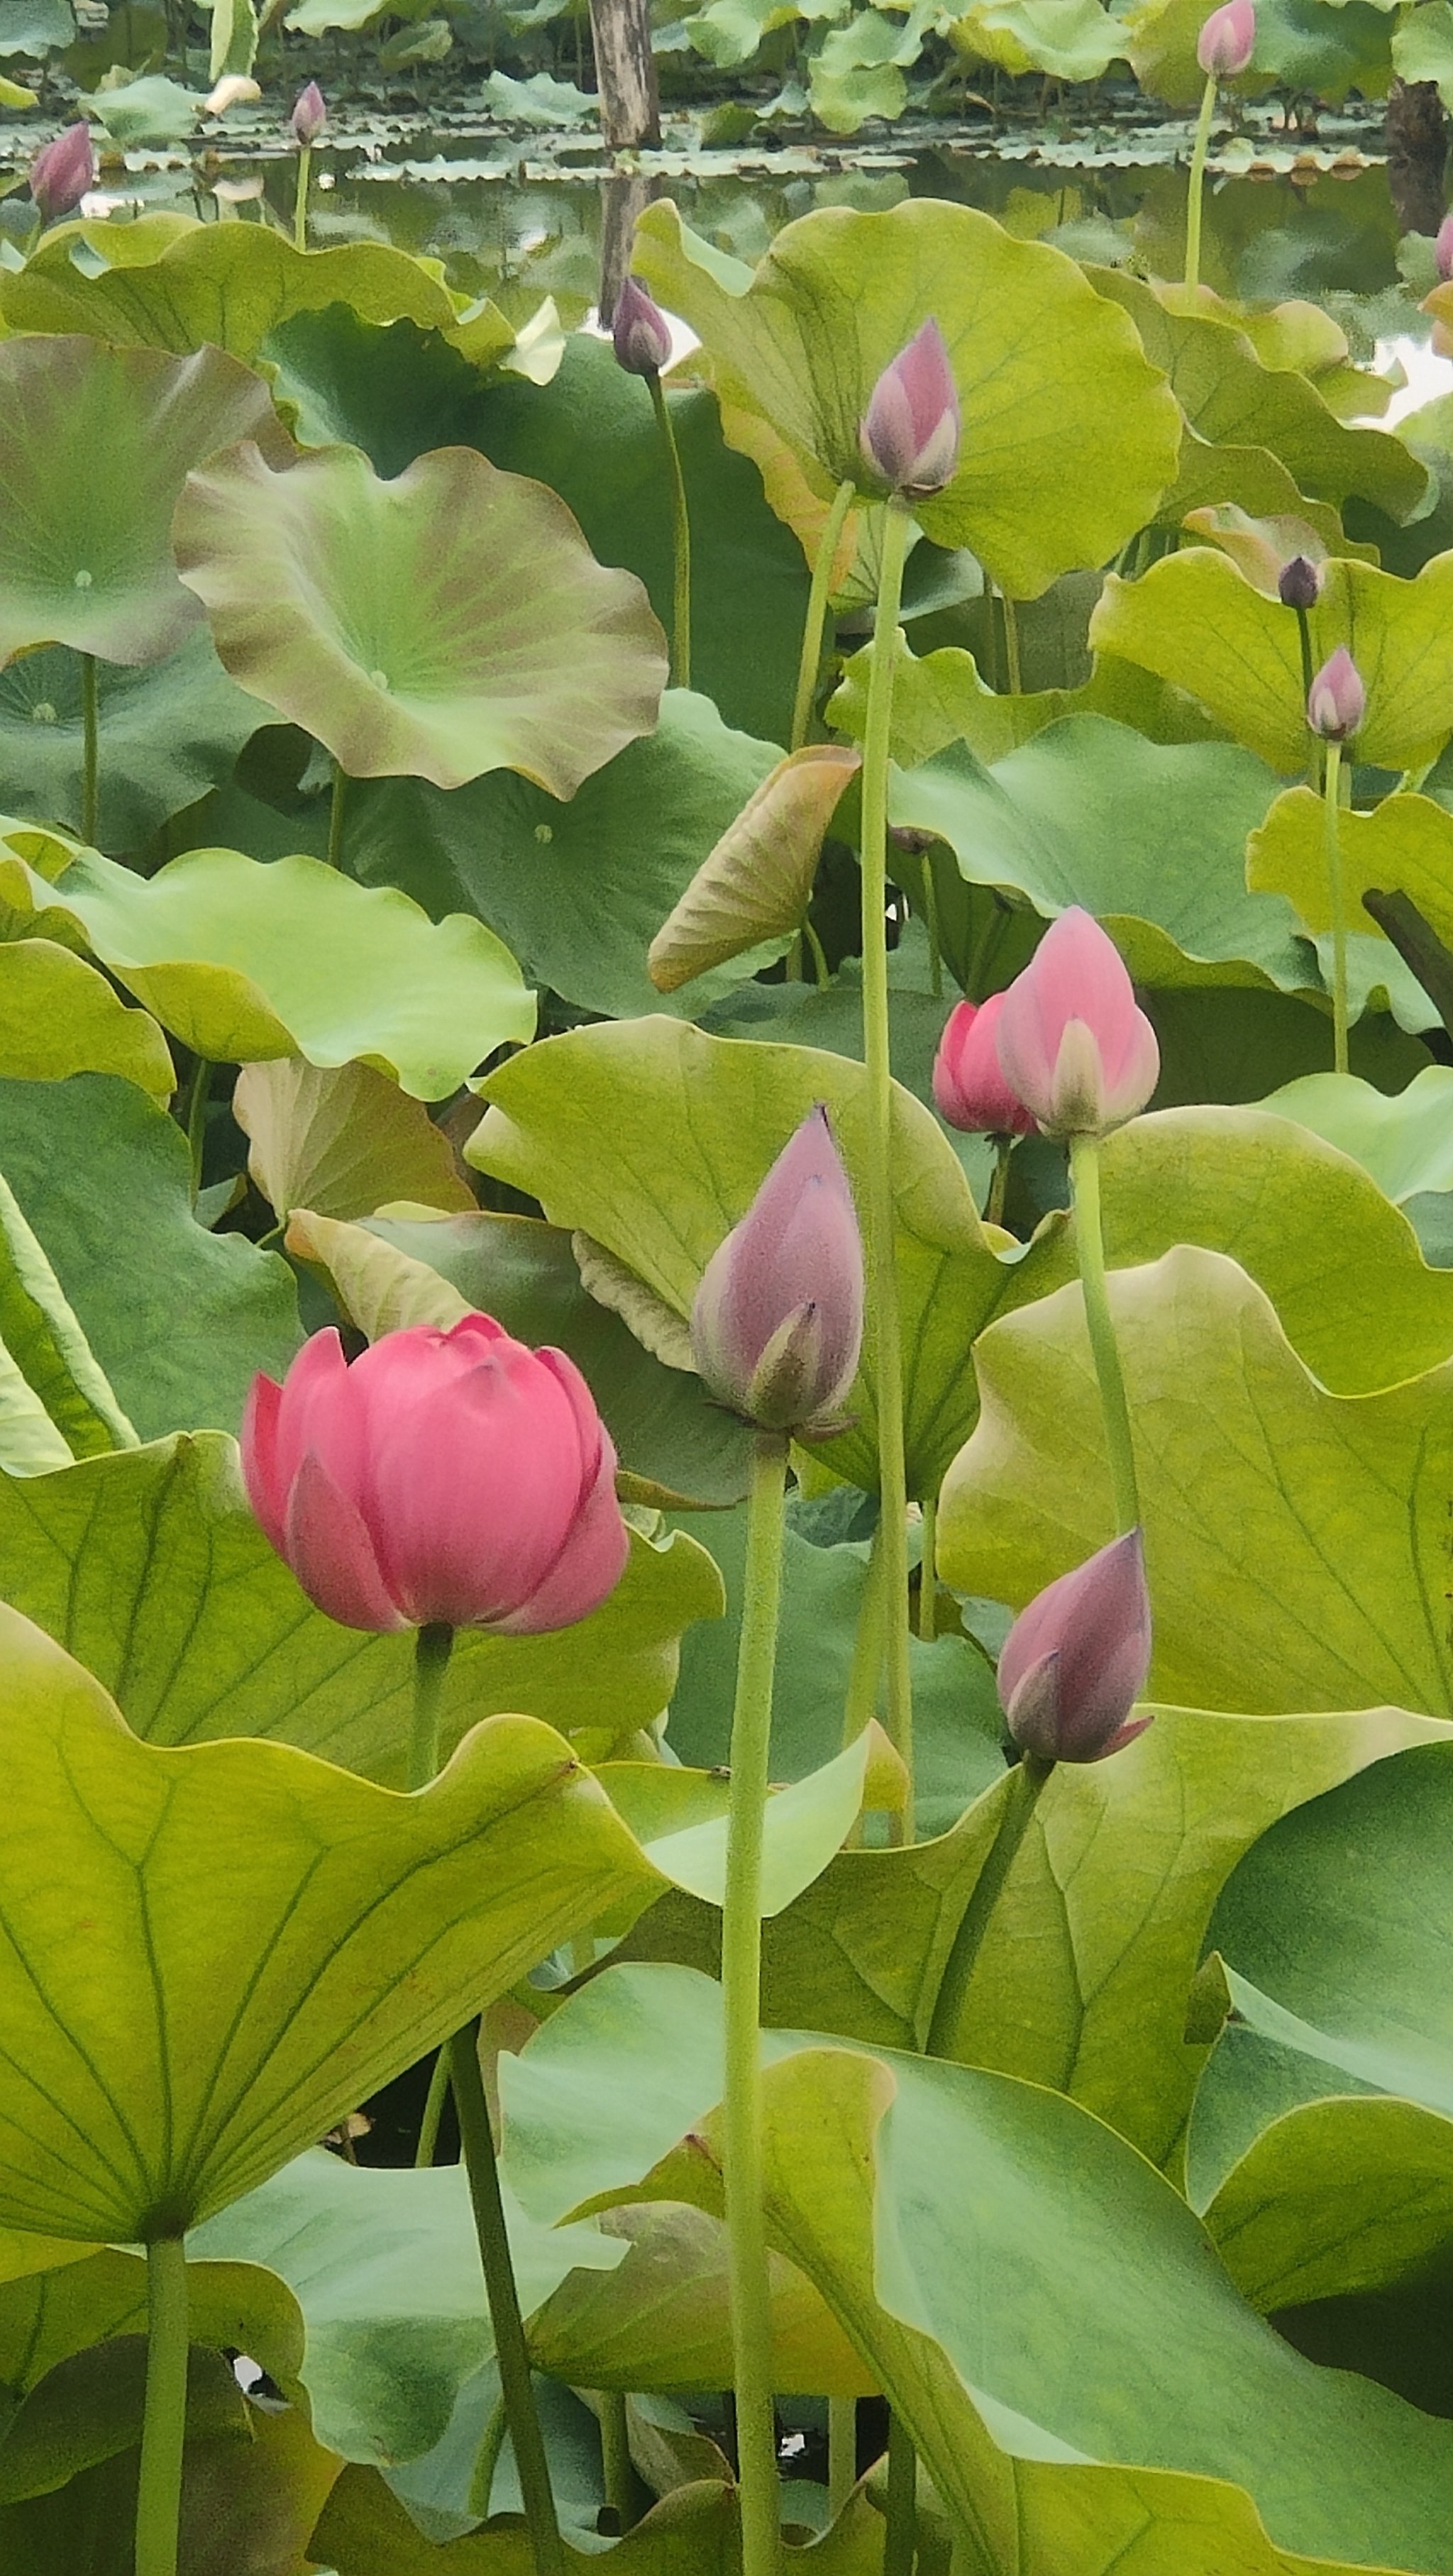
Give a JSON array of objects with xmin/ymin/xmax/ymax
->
[
  {"xmin": 860, "ymin": 317, "xmax": 961, "ymax": 500},
  {"xmin": 28, "ymin": 121, "xmax": 94, "ymax": 225},
  {"xmin": 1196, "ymin": 0, "xmax": 1254, "ymax": 77},
  {"xmin": 1277, "ymin": 553, "xmax": 1321, "ymax": 610},
  {"xmin": 690, "ymin": 1105, "xmax": 864, "ymax": 1437},
  {"xmin": 291, "ymin": 81, "xmax": 326, "ymax": 146},
  {"xmin": 612, "ymin": 275, "xmax": 672, "ymax": 380},
  {"xmin": 1437, "ymin": 212, "xmax": 1453, "ymax": 282},
  {"xmin": 993, "ymin": 908, "xmax": 1160, "ymax": 1140},
  {"xmin": 932, "ymin": 994, "xmax": 1034, "ymax": 1140},
  {"xmin": 1307, "ymin": 644, "xmax": 1365, "ymax": 741},
  {"xmin": 998, "ymin": 1530, "xmax": 1153, "ymax": 1765}
]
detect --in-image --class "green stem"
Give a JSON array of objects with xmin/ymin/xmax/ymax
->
[
  {"xmin": 1323, "ymin": 736, "xmax": 1349, "ymax": 1076},
  {"xmin": 452, "ymin": 2021, "xmax": 568, "ymax": 2576},
  {"xmin": 828, "ymin": 2397, "xmax": 856, "ymax": 2519},
  {"xmin": 415, "ymin": 2047, "xmax": 451, "ymax": 2168},
  {"xmin": 925, "ymin": 1755, "xmax": 1051, "ymax": 2055},
  {"xmin": 883, "ymin": 2412, "xmax": 918, "ymax": 2576},
  {"xmin": 135, "ymin": 2236, "xmax": 189, "ymax": 2576},
  {"xmin": 918, "ymin": 848, "xmax": 943, "ymax": 1000},
  {"xmin": 803, "ymin": 917, "xmax": 830, "ymax": 987},
  {"xmin": 410, "ymin": 1620, "xmax": 453, "ymax": 1790},
  {"xmin": 842, "ymin": 1520, "xmax": 886, "ymax": 1747},
  {"xmin": 1294, "ymin": 602, "xmax": 1314, "ymax": 714},
  {"xmin": 600, "ymin": 2388, "xmax": 639, "ymax": 2533},
  {"xmin": 326, "ymin": 762, "xmax": 348, "ymax": 870},
  {"xmin": 859, "ymin": 496, "xmax": 915, "ymax": 1831},
  {"xmin": 985, "ymin": 1134, "xmax": 1013, "ymax": 1231},
  {"xmin": 294, "ymin": 138, "xmax": 311, "ymax": 250},
  {"xmin": 469, "ymin": 2389, "xmax": 509, "ymax": 2518},
  {"xmin": 790, "ymin": 476, "xmax": 856, "ymax": 752},
  {"xmin": 1184, "ymin": 69, "xmax": 1217, "ymax": 294},
  {"xmin": 1068, "ymin": 1133, "xmax": 1139, "ymax": 1536},
  {"xmin": 1000, "ymin": 592, "xmax": 1022, "ymax": 695},
  {"xmin": 917, "ymin": 1496, "xmax": 937, "ymax": 1644},
  {"xmin": 185, "ymin": 1056, "xmax": 210, "ymax": 1195},
  {"xmin": 722, "ymin": 1430, "xmax": 790, "ymax": 2576},
  {"xmin": 648, "ymin": 370, "xmax": 692, "ymax": 691},
  {"xmin": 79, "ymin": 648, "xmax": 99, "ymax": 846}
]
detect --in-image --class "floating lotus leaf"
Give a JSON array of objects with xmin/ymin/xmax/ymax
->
[
  {"xmin": 174, "ymin": 439, "xmax": 667, "ymax": 795},
  {"xmin": 0, "ymin": 337, "xmax": 285, "ymax": 670},
  {"xmin": 648, "ymin": 743, "xmax": 860, "ymax": 993}
]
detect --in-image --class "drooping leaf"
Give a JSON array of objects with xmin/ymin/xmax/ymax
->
[
  {"xmin": 603, "ymin": 1733, "xmax": 872, "ymax": 1914},
  {"xmin": 81, "ymin": 71, "xmax": 205, "ymax": 143},
  {"xmin": 648, "ymin": 743, "xmax": 860, "ymax": 994},
  {"xmin": 1248, "ymin": 784, "xmax": 1453, "ymax": 961},
  {"xmin": 0, "ymin": 944, "xmax": 172, "ymax": 1100},
  {"xmin": 232, "ymin": 1057, "xmax": 474, "ymax": 1224}
]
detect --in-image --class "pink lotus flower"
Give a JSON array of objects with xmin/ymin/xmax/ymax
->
[
  {"xmin": 28, "ymin": 121, "xmax": 94, "ymax": 225},
  {"xmin": 998, "ymin": 1530, "xmax": 1152, "ymax": 1764},
  {"xmin": 1306, "ymin": 645, "xmax": 1365, "ymax": 741},
  {"xmin": 612, "ymin": 275, "xmax": 672, "ymax": 380},
  {"xmin": 860, "ymin": 318, "xmax": 961, "ymax": 500},
  {"xmin": 691, "ymin": 1105, "xmax": 864, "ymax": 1436},
  {"xmin": 241, "ymin": 1313, "xmax": 629, "ymax": 1635},
  {"xmin": 291, "ymin": 81, "xmax": 327, "ymax": 146},
  {"xmin": 993, "ymin": 908, "xmax": 1160, "ymax": 1139},
  {"xmin": 932, "ymin": 994, "xmax": 1034, "ymax": 1139},
  {"xmin": 1437, "ymin": 213, "xmax": 1453, "ymax": 284},
  {"xmin": 1196, "ymin": 0, "xmax": 1254, "ymax": 77}
]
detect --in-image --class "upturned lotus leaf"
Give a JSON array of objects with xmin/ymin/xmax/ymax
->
[{"xmin": 648, "ymin": 743, "xmax": 860, "ymax": 993}]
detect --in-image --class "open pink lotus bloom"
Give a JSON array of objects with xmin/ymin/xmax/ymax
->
[
  {"xmin": 993, "ymin": 907, "xmax": 1159, "ymax": 1139},
  {"xmin": 612, "ymin": 275, "xmax": 672, "ymax": 379},
  {"xmin": 1196, "ymin": 0, "xmax": 1254, "ymax": 77},
  {"xmin": 932, "ymin": 994, "xmax": 1034, "ymax": 1139},
  {"xmin": 1306, "ymin": 644, "xmax": 1365, "ymax": 742},
  {"xmin": 691, "ymin": 1104, "xmax": 864, "ymax": 1435},
  {"xmin": 291, "ymin": 80, "xmax": 327, "ymax": 145},
  {"xmin": 859, "ymin": 318, "xmax": 961, "ymax": 500},
  {"xmin": 241, "ymin": 1313, "xmax": 629, "ymax": 1635},
  {"xmin": 28, "ymin": 122, "xmax": 94, "ymax": 225},
  {"xmin": 998, "ymin": 1529, "xmax": 1152, "ymax": 1764}
]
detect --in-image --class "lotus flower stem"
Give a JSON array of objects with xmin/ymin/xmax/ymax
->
[
  {"xmin": 414, "ymin": 2046, "xmax": 451, "ymax": 2167},
  {"xmin": 791, "ymin": 475, "xmax": 855, "ymax": 753},
  {"xmin": 326, "ymin": 763, "xmax": 347, "ymax": 870},
  {"xmin": 470, "ymin": 2389, "xmax": 509, "ymax": 2516},
  {"xmin": 293, "ymin": 140, "xmax": 312, "ymax": 252},
  {"xmin": 79, "ymin": 650, "xmax": 99, "ymax": 846},
  {"xmin": 722, "ymin": 1428, "xmax": 790, "ymax": 2576},
  {"xmin": 925, "ymin": 1754, "xmax": 1051, "ymax": 2053},
  {"xmin": 1000, "ymin": 590, "xmax": 1022, "ymax": 694},
  {"xmin": 860, "ymin": 495, "xmax": 915, "ymax": 1823},
  {"xmin": 1323, "ymin": 736, "xmax": 1349, "ymax": 1075},
  {"xmin": 917, "ymin": 1496, "xmax": 937, "ymax": 1642},
  {"xmin": 647, "ymin": 372, "xmax": 692, "ymax": 690},
  {"xmin": 184, "ymin": 1056, "xmax": 211, "ymax": 1195},
  {"xmin": 1184, "ymin": 69, "xmax": 1217, "ymax": 294},
  {"xmin": 828, "ymin": 2398, "xmax": 856, "ymax": 2516},
  {"xmin": 1068, "ymin": 1134, "xmax": 1140, "ymax": 1535},
  {"xmin": 842, "ymin": 1521, "xmax": 886, "ymax": 1747},
  {"xmin": 917, "ymin": 845, "xmax": 944, "ymax": 998},
  {"xmin": 135, "ymin": 2233, "xmax": 189, "ymax": 2576},
  {"xmin": 409, "ymin": 1618, "xmax": 453, "ymax": 1790},
  {"xmin": 803, "ymin": 916, "xmax": 830, "ymax": 986},
  {"xmin": 600, "ymin": 2389, "xmax": 638, "ymax": 2531},
  {"xmin": 883, "ymin": 2411, "xmax": 919, "ymax": 2576},
  {"xmin": 985, "ymin": 1136, "xmax": 1013, "ymax": 1229}
]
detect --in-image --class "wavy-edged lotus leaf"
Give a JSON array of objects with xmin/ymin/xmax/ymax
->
[
  {"xmin": 601, "ymin": 1734, "xmax": 871, "ymax": 1914},
  {"xmin": 949, "ymin": 0, "xmax": 1127, "ymax": 82},
  {"xmin": 1254, "ymin": 1066, "xmax": 1453, "ymax": 1203},
  {"xmin": 232, "ymin": 1058, "xmax": 473, "ymax": 1225},
  {"xmin": 648, "ymin": 743, "xmax": 860, "ymax": 994},
  {"xmin": 0, "ymin": 633, "xmax": 267, "ymax": 848},
  {"xmin": 468, "ymin": 1015, "xmax": 1009, "ymax": 1500},
  {"xmin": 1248, "ymin": 783, "xmax": 1453, "ymax": 961},
  {"xmin": 0, "ymin": 337, "xmax": 286, "ymax": 671},
  {"xmin": 0, "ymin": 1159, "xmax": 136, "ymax": 1474},
  {"xmin": 3, "ymin": 842, "xmax": 534, "ymax": 1098},
  {"xmin": 0, "ymin": 1429, "xmax": 723, "ymax": 1775},
  {"xmin": 939, "ymin": 1244, "xmax": 1453, "ymax": 1719},
  {"xmin": 1090, "ymin": 549, "xmax": 1453, "ymax": 772},
  {"xmin": 1128, "ymin": 0, "xmax": 1394, "ymax": 108},
  {"xmin": 0, "ymin": 944, "xmax": 172, "ymax": 1101},
  {"xmin": 631, "ymin": 198, "xmax": 1181, "ymax": 595},
  {"xmin": 0, "ymin": 2340, "xmax": 247, "ymax": 2504},
  {"xmin": 173, "ymin": 438, "xmax": 667, "ymax": 795},
  {"xmin": 0, "ymin": 1602, "xmax": 656, "ymax": 2241},
  {"xmin": 82, "ymin": 71, "xmax": 206, "ymax": 143}
]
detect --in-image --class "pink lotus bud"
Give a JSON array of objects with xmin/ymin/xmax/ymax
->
[
  {"xmin": 859, "ymin": 318, "xmax": 961, "ymax": 500},
  {"xmin": 28, "ymin": 121, "xmax": 94, "ymax": 225},
  {"xmin": 291, "ymin": 81, "xmax": 327, "ymax": 146},
  {"xmin": 1306, "ymin": 644, "xmax": 1364, "ymax": 741},
  {"xmin": 1196, "ymin": 0, "xmax": 1254, "ymax": 77},
  {"xmin": 998, "ymin": 1530, "xmax": 1152, "ymax": 1764},
  {"xmin": 1277, "ymin": 553, "xmax": 1320, "ymax": 610},
  {"xmin": 993, "ymin": 908, "xmax": 1160, "ymax": 1139},
  {"xmin": 1437, "ymin": 213, "xmax": 1453, "ymax": 283},
  {"xmin": 932, "ymin": 994, "xmax": 1034, "ymax": 1139},
  {"xmin": 241, "ymin": 1313, "xmax": 629, "ymax": 1636},
  {"xmin": 612, "ymin": 275, "xmax": 672, "ymax": 380},
  {"xmin": 690, "ymin": 1105, "xmax": 864, "ymax": 1437}
]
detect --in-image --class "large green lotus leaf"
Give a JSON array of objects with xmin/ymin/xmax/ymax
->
[
  {"xmin": 1249, "ymin": 784, "xmax": 1453, "ymax": 958},
  {"xmin": 0, "ymin": 1074, "xmax": 299, "ymax": 1441},
  {"xmin": 0, "ymin": 944, "xmax": 172, "ymax": 1100},
  {"xmin": 0, "ymin": 1430, "xmax": 722, "ymax": 1775},
  {"xmin": 950, "ymin": 0, "xmax": 1127, "ymax": 81},
  {"xmin": 505, "ymin": 1966, "xmax": 1453, "ymax": 2576},
  {"xmin": 1254, "ymin": 1068, "xmax": 1453, "ymax": 1203},
  {"xmin": 939, "ymin": 1245, "xmax": 1453, "ymax": 1718},
  {"xmin": 232, "ymin": 1056, "xmax": 473, "ymax": 1225},
  {"xmin": 0, "ymin": 634, "xmax": 267, "ymax": 850},
  {"xmin": 174, "ymin": 440, "xmax": 666, "ymax": 798},
  {"xmin": 0, "ymin": 1155, "xmax": 136, "ymax": 1471},
  {"xmin": 82, "ymin": 71, "xmax": 205, "ymax": 144},
  {"xmin": 631, "ymin": 199, "xmax": 1181, "ymax": 597},
  {"xmin": 890, "ymin": 717, "xmax": 1300, "ymax": 995},
  {"xmin": 1090, "ymin": 550, "xmax": 1453, "ymax": 773},
  {"xmin": 1148, "ymin": 987, "xmax": 1431, "ymax": 1110},
  {"xmin": 6, "ymin": 844, "xmax": 534, "ymax": 1097},
  {"xmin": 468, "ymin": 1017, "xmax": 1010, "ymax": 1501},
  {"xmin": 0, "ymin": 337, "xmax": 285, "ymax": 671},
  {"xmin": 0, "ymin": 1602, "xmax": 656, "ymax": 2241},
  {"xmin": 346, "ymin": 691, "xmax": 783, "ymax": 1021},
  {"xmin": 1127, "ymin": 0, "xmax": 1394, "ymax": 104},
  {"xmin": 0, "ymin": 2340, "xmax": 247, "ymax": 2504}
]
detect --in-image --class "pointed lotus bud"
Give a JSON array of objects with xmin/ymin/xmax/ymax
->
[
  {"xmin": 612, "ymin": 275, "xmax": 672, "ymax": 380},
  {"xmin": 1307, "ymin": 644, "xmax": 1364, "ymax": 741},
  {"xmin": 28, "ymin": 121, "xmax": 94, "ymax": 225},
  {"xmin": 998, "ymin": 1530, "xmax": 1152, "ymax": 1764},
  {"xmin": 291, "ymin": 81, "xmax": 327, "ymax": 145},
  {"xmin": 932, "ymin": 994, "xmax": 1034, "ymax": 1139},
  {"xmin": 1437, "ymin": 213, "xmax": 1453, "ymax": 283},
  {"xmin": 690, "ymin": 1105, "xmax": 864, "ymax": 1437},
  {"xmin": 993, "ymin": 908, "xmax": 1159, "ymax": 1140},
  {"xmin": 1277, "ymin": 553, "xmax": 1321, "ymax": 610},
  {"xmin": 860, "ymin": 318, "xmax": 961, "ymax": 501},
  {"xmin": 1196, "ymin": 0, "xmax": 1254, "ymax": 76}
]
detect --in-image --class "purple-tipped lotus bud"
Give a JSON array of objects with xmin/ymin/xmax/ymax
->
[
  {"xmin": 612, "ymin": 275, "xmax": 672, "ymax": 380},
  {"xmin": 291, "ymin": 81, "xmax": 327, "ymax": 146},
  {"xmin": 28, "ymin": 121, "xmax": 94, "ymax": 225},
  {"xmin": 690, "ymin": 1104, "xmax": 864, "ymax": 1437},
  {"xmin": 1307, "ymin": 644, "xmax": 1364, "ymax": 741},
  {"xmin": 998, "ymin": 1530, "xmax": 1153, "ymax": 1764},
  {"xmin": 1277, "ymin": 553, "xmax": 1321, "ymax": 611},
  {"xmin": 1437, "ymin": 212, "xmax": 1453, "ymax": 283},
  {"xmin": 1196, "ymin": 0, "xmax": 1254, "ymax": 77},
  {"xmin": 860, "ymin": 317, "xmax": 961, "ymax": 500}
]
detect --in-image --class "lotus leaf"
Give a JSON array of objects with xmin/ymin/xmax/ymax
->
[
  {"xmin": 0, "ymin": 634, "xmax": 267, "ymax": 850},
  {"xmin": 231, "ymin": 1057, "xmax": 473, "ymax": 1225},
  {"xmin": 1253, "ymin": 1066, "xmax": 1453, "ymax": 1202},
  {"xmin": 0, "ymin": 945, "xmax": 172, "ymax": 1100},
  {"xmin": 1248, "ymin": 783, "xmax": 1453, "ymax": 957}
]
